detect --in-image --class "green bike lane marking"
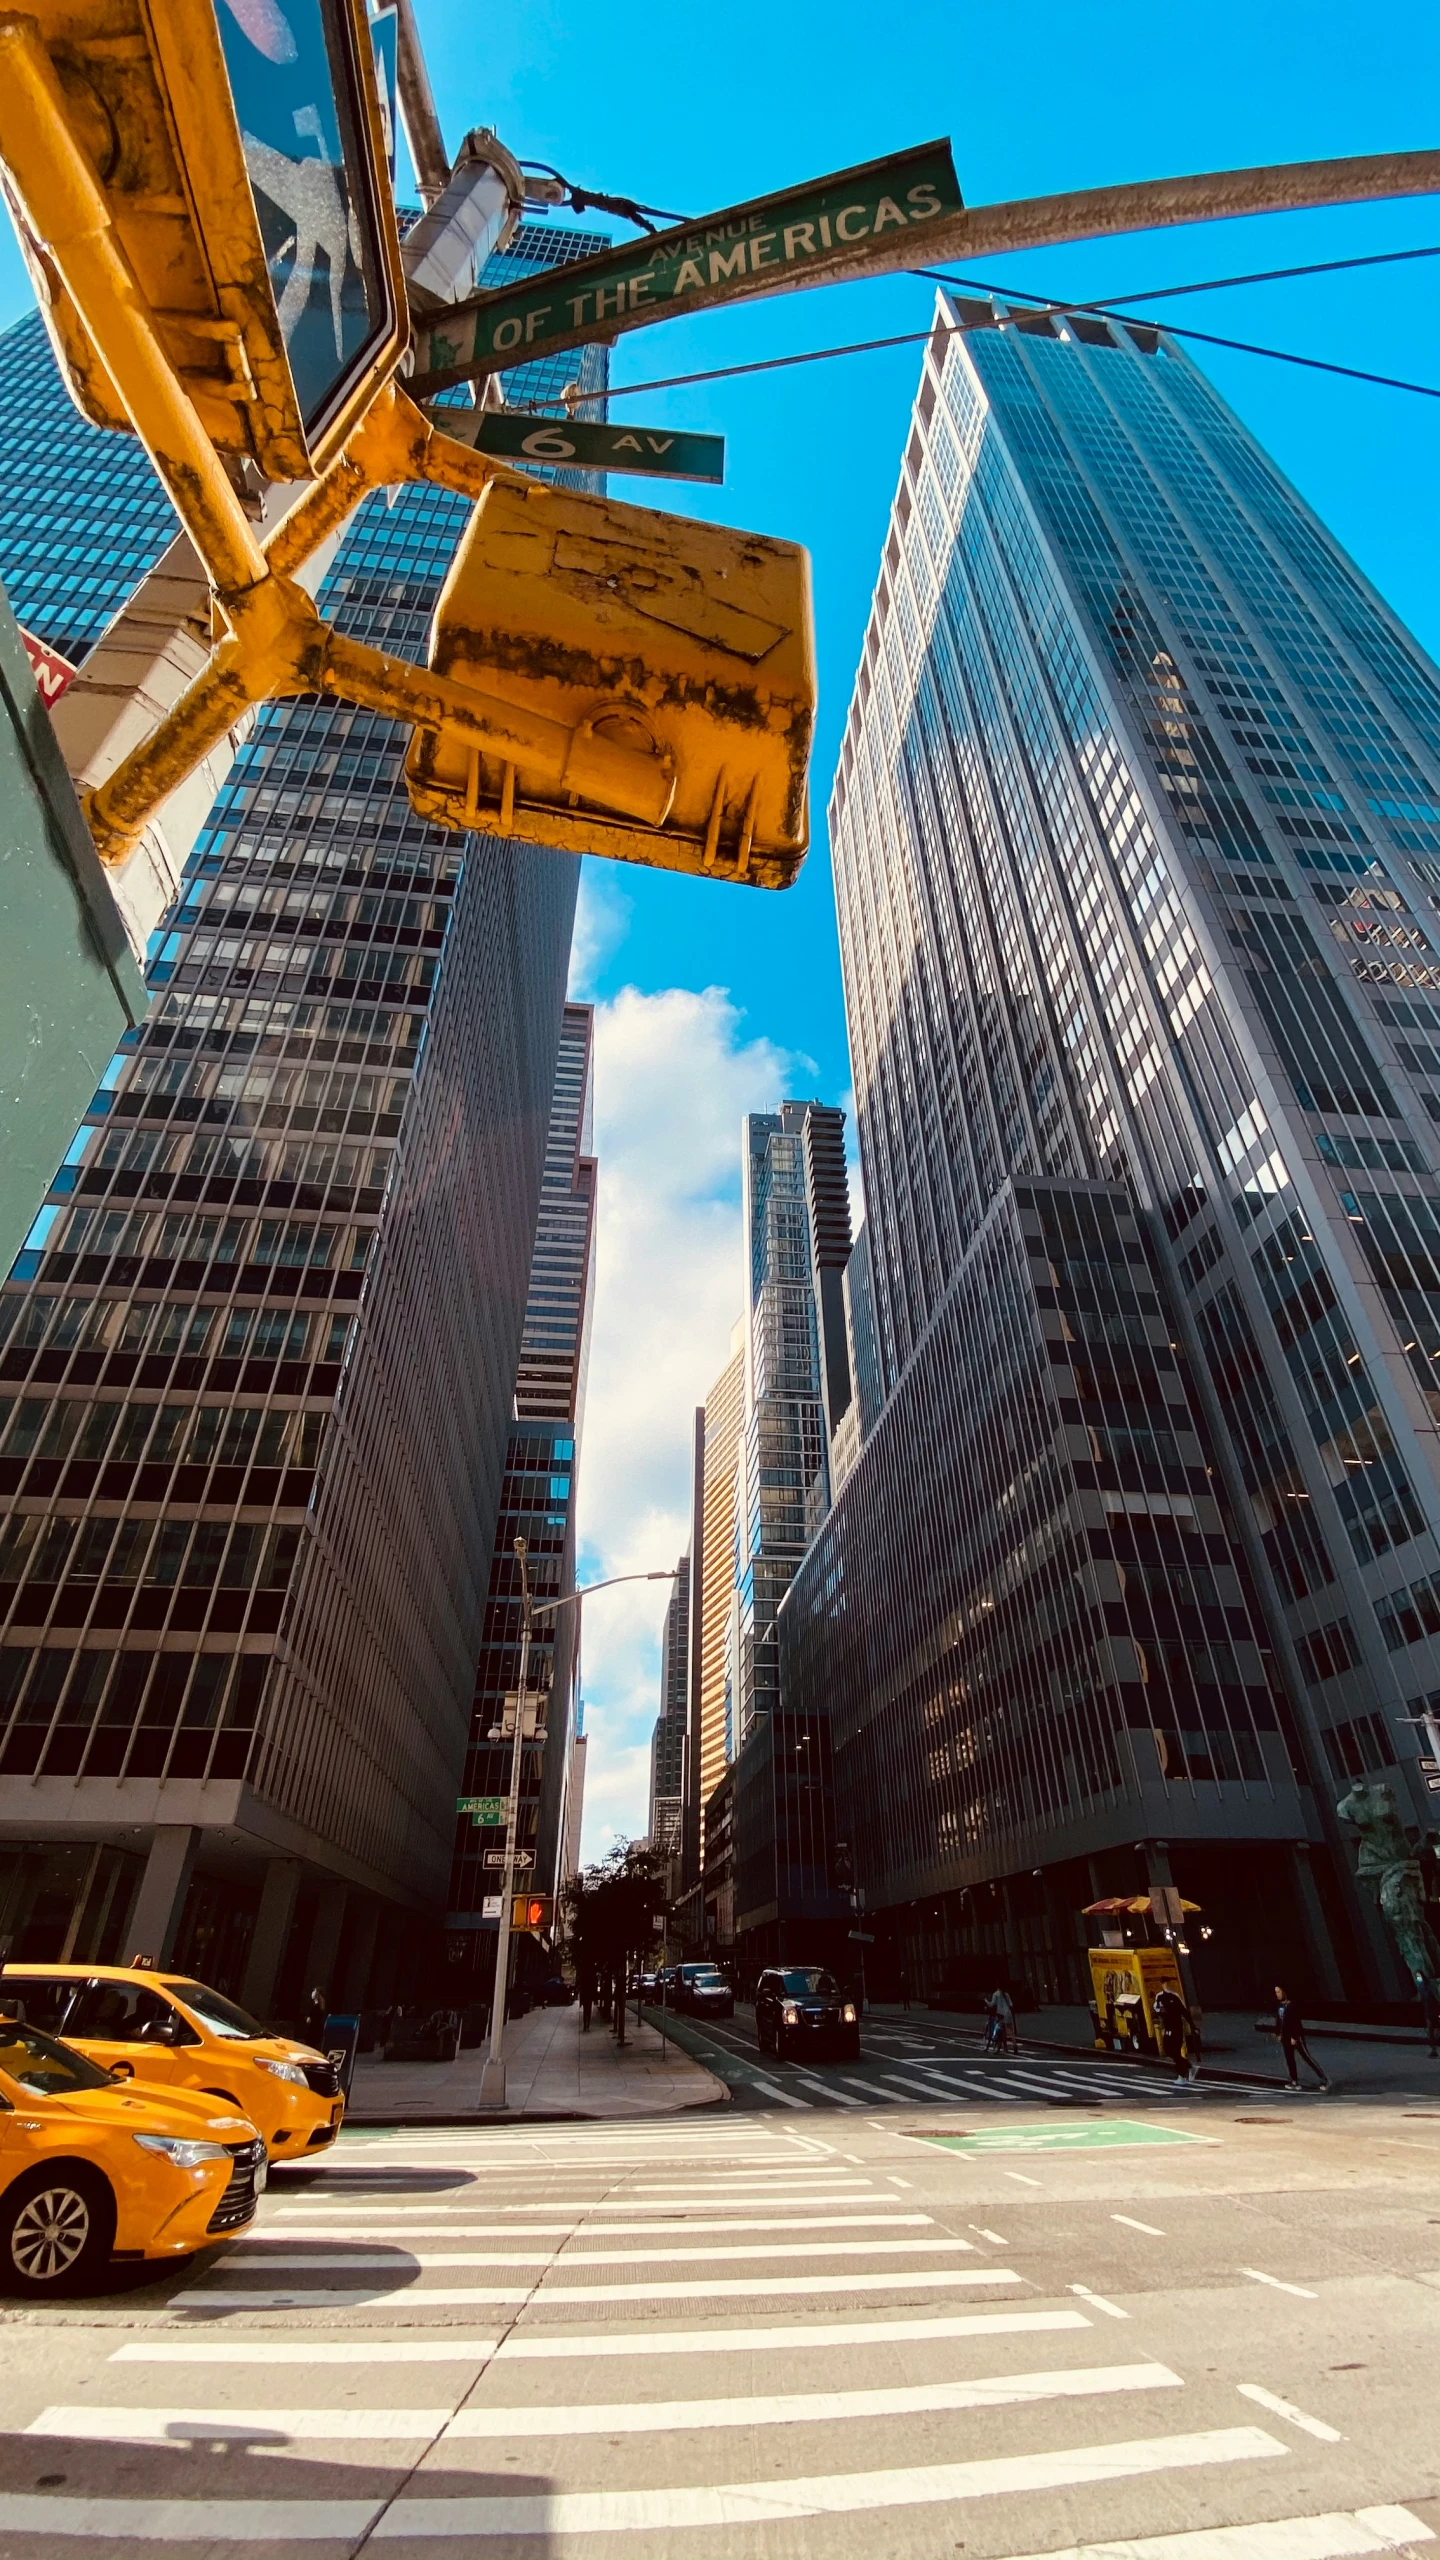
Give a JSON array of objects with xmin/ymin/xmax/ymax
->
[{"xmin": 920, "ymin": 2117, "xmax": 1216, "ymax": 2153}]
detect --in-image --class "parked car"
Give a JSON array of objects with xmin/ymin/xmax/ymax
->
[
  {"xmin": 628, "ymin": 1970, "xmax": 660, "ymax": 1997},
  {"xmin": 671, "ymin": 1963, "xmax": 735, "ymax": 2020},
  {"xmin": 755, "ymin": 1965, "xmax": 860, "ymax": 2061},
  {"xmin": 0, "ymin": 2016, "xmax": 266, "ymax": 2297},
  {"xmin": 3, "ymin": 1965, "xmax": 344, "ymax": 2166},
  {"xmin": 539, "ymin": 1977, "xmax": 576, "ymax": 2006}
]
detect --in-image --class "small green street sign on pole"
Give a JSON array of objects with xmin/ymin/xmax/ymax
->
[
  {"xmin": 457, "ymin": 1794, "xmax": 506, "ymax": 1826},
  {"xmin": 412, "ymin": 139, "xmax": 962, "ymax": 393},
  {"xmin": 451, "ymin": 410, "xmax": 725, "ymax": 484}
]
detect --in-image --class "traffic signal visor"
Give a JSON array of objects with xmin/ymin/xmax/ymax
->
[
  {"xmin": 405, "ymin": 479, "xmax": 816, "ymax": 890},
  {"xmin": 1, "ymin": 0, "xmax": 405, "ymax": 480}
]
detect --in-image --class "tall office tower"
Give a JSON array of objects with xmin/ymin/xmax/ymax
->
[
  {"xmin": 0, "ymin": 310, "xmax": 176, "ymax": 665},
  {"xmin": 648, "ymin": 1556, "xmax": 689, "ymax": 1871},
  {"xmin": 447, "ymin": 998, "xmax": 598, "ymax": 1957},
  {"xmin": 562, "ymin": 1705, "xmax": 587, "ymax": 1885},
  {"xmin": 734, "ymin": 1104, "xmax": 851, "ymax": 1745},
  {"xmin": 685, "ymin": 1324, "xmax": 745, "ymax": 1878},
  {"xmin": 781, "ymin": 294, "xmax": 1440, "ymax": 2007},
  {"xmin": 0, "ymin": 224, "xmax": 607, "ymax": 2006},
  {"xmin": 514, "ymin": 1004, "xmax": 597, "ymax": 1429}
]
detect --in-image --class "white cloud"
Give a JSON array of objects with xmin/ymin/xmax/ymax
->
[
  {"xmin": 574, "ymin": 983, "xmax": 808, "ymax": 1860},
  {"xmin": 567, "ymin": 862, "xmax": 632, "ymax": 1001}
]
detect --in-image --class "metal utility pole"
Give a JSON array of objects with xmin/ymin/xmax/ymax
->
[
  {"xmin": 477, "ymin": 1556, "xmax": 680, "ymax": 2110},
  {"xmin": 392, "ymin": 0, "xmax": 450, "ymax": 207},
  {"xmin": 478, "ymin": 1535, "xmax": 537, "ymax": 2112}
]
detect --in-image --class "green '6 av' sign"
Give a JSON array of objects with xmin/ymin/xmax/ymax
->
[{"xmin": 413, "ymin": 140, "xmax": 961, "ymax": 393}]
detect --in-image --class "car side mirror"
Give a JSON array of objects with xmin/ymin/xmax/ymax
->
[{"xmin": 110, "ymin": 2061, "xmax": 135, "ymax": 2082}]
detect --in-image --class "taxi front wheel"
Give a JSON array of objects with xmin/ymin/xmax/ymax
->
[{"xmin": 1, "ymin": 2166, "xmax": 117, "ymax": 2297}]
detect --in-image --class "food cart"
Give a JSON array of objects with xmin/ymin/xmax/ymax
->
[{"xmin": 1083, "ymin": 1894, "xmax": 1201, "ymax": 2056}]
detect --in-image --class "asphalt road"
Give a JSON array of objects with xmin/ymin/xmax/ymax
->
[
  {"xmin": 1, "ymin": 2073, "xmax": 1438, "ymax": 2554},
  {"xmin": 645, "ymin": 2001, "xmax": 1285, "ymax": 2112}
]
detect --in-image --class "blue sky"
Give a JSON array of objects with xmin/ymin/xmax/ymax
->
[{"xmin": 4, "ymin": 0, "xmax": 1436, "ymax": 1852}]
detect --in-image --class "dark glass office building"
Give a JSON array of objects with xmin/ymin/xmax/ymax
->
[
  {"xmin": 780, "ymin": 294, "xmax": 1440, "ymax": 2007},
  {"xmin": 0, "ymin": 227, "xmax": 606, "ymax": 2010}
]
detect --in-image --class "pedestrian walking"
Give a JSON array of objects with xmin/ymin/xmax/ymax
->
[
  {"xmin": 578, "ymin": 1963, "xmax": 594, "ymax": 2034},
  {"xmin": 984, "ymin": 1985, "xmax": 1017, "ymax": 2055},
  {"xmin": 1152, "ymin": 1981, "xmax": 1196, "ymax": 2086},
  {"xmin": 1274, "ymin": 1983, "xmax": 1330, "ymax": 2090},
  {"xmin": 898, "ymin": 1962, "xmax": 912, "ymax": 2013}
]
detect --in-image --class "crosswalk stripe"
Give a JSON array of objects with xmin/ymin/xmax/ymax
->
[
  {"xmin": 442, "ymin": 2359, "xmax": 1183, "ymax": 2437},
  {"xmin": 185, "ymin": 2267, "xmax": 1023, "ymax": 2312},
  {"xmin": 229, "ymin": 2237, "xmax": 973, "ymax": 2269},
  {"xmin": 778, "ymin": 2071, "xmax": 865, "ymax": 2105},
  {"xmin": 112, "ymin": 2341, "xmax": 499, "ymax": 2365},
  {"xmin": 876, "ymin": 2071, "xmax": 970, "ymax": 2101},
  {"xmin": 493, "ymin": 2306, "xmax": 1091, "ymax": 2360},
  {"xmin": 0, "ymin": 2496, "xmax": 382, "ymax": 2541},
  {"xmin": 266, "ymin": 2213, "xmax": 933, "ymax": 2238},
  {"xmin": 368, "ymin": 2424, "xmax": 1287, "ymax": 2536},
  {"xmin": 993, "ymin": 2508, "xmax": 1435, "ymax": 2560},
  {"xmin": 274, "ymin": 2195, "xmax": 886, "ymax": 2217},
  {"xmin": 740, "ymin": 2074, "xmax": 813, "ymax": 2107},
  {"xmin": 27, "ymin": 2409, "xmax": 451, "ymax": 2445}
]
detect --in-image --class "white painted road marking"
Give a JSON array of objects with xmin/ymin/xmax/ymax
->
[
  {"xmin": 267, "ymin": 2212, "xmax": 932, "ymax": 2238},
  {"xmin": 112, "ymin": 2340, "xmax": 500, "ymax": 2365},
  {"xmin": 1113, "ymin": 2215, "xmax": 1167, "ymax": 2235},
  {"xmin": 226, "ymin": 2236, "xmax": 975, "ymax": 2268},
  {"xmin": 490, "ymin": 2305, "xmax": 1090, "ymax": 2359},
  {"xmin": 27, "ymin": 2408, "xmax": 452, "ymax": 2445},
  {"xmin": 1238, "ymin": 2384, "xmax": 1344, "ymax": 2442},
  {"xmin": 1071, "ymin": 2284, "xmax": 1129, "ymax": 2319},
  {"xmin": 0, "ymin": 2497, "xmax": 383, "ymax": 2541},
  {"xmin": 442, "ymin": 2360, "xmax": 1183, "ymax": 2437},
  {"xmin": 366, "ymin": 2423, "xmax": 1287, "ymax": 2536},
  {"xmin": 992, "ymin": 2508, "xmax": 1433, "ymax": 2560},
  {"xmin": 184, "ymin": 2266, "xmax": 1024, "ymax": 2310},
  {"xmin": 1006, "ymin": 2170, "xmax": 1045, "ymax": 2186},
  {"xmin": 1242, "ymin": 2269, "xmax": 1319, "ymax": 2299}
]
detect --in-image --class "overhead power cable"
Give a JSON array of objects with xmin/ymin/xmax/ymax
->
[
  {"xmin": 584, "ymin": 245, "xmax": 1440, "ymax": 409},
  {"xmin": 913, "ymin": 238, "xmax": 1440, "ymax": 314}
]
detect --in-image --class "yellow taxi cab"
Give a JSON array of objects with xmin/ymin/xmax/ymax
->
[
  {"xmin": 3, "ymin": 1966, "xmax": 344, "ymax": 2166},
  {"xmin": 0, "ymin": 2015, "xmax": 266, "ymax": 2297}
]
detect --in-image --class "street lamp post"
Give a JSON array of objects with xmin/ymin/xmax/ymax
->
[{"xmin": 477, "ymin": 1552, "xmax": 679, "ymax": 2111}]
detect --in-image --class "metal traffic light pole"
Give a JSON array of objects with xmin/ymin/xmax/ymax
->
[{"xmin": 478, "ymin": 1554, "xmax": 680, "ymax": 2110}]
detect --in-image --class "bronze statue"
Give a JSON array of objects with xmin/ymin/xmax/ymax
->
[{"xmin": 1336, "ymin": 1779, "xmax": 1440, "ymax": 1990}]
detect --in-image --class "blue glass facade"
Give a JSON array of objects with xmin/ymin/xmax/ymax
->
[{"xmin": 781, "ymin": 297, "xmax": 1440, "ymax": 2008}]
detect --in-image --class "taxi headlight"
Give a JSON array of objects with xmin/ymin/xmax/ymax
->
[
  {"xmin": 843, "ymin": 2003, "xmax": 858, "ymax": 2024},
  {"xmin": 134, "ymin": 2134, "xmax": 232, "ymax": 2167},
  {"xmin": 256, "ymin": 2058, "xmax": 309, "ymax": 2085},
  {"xmin": 781, "ymin": 2002, "xmax": 801, "ymax": 2026}
]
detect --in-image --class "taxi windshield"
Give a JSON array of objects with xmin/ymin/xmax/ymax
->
[
  {"xmin": 163, "ymin": 1981, "xmax": 265, "ymax": 2041},
  {"xmin": 0, "ymin": 2020, "xmax": 116, "ymax": 2096}
]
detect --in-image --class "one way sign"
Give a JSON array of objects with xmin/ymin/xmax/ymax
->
[{"xmin": 451, "ymin": 409, "xmax": 725, "ymax": 485}]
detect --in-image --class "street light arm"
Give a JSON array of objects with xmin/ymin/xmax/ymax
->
[{"xmin": 530, "ymin": 1568, "xmax": 679, "ymax": 1622}]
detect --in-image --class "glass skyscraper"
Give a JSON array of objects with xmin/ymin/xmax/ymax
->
[
  {"xmin": 446, "ymin": 1001, "xmax": 598, "ymax": 1979},
  {"xmin": 0, "ymin": 224, "xmax": 608, "ymax": 2013},
  {"xmin": 780, "ymin": 293, "xmax": 1440, "ymax": 2008}
]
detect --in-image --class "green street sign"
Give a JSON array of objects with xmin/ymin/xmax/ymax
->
[
  {"xmin": 922, "ymin": 2118, "xmax": 1214, "ymax": 2155},
  {"xmin": 457, "ymin": 1795, "xmax": 506, "ymax": 1825},
  {"xmin": 412, "ymin": 139, "xmax": 962, "ymax": 393},
  {"xmin": 452, "ymin": 410, "xmax": 725, "ymax": 484}
]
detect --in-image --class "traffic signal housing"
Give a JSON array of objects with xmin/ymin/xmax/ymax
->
[
  {"xmin": 3, "ymin": 0, "xmax": 405, "ymax": 480},
  {"xmin": 405, "ymin": 479, "xmax": 816, "ymax": 889},
  {"xmin": 513, "ymin": 1894, "xmax": 552, "ymax": 1935}
]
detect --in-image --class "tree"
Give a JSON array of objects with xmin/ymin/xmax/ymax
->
[{"xmin": 563, "ymin": 1839, "xmax": 668, "ymax": 2046}]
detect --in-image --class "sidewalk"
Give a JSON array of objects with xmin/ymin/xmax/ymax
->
[
  {"xmin": 345, "ymin": 1999, "xmax": 730, "ymax": 2124},
  {"xmin": 873, "ymin": 2001, "xmax": 1440, "ymax": 2095}
]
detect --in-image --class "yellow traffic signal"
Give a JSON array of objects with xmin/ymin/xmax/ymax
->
[
  {"xmin": 2, "ymin": 0, "xmax": 405, "ymax": 479},
  {"xmin": 513, "ymin": 1894, "xmax": 552, "ymax": 1934},
  {"xmin": 406, "ymin": 481, "xmax": 815, "ymax": 889}
]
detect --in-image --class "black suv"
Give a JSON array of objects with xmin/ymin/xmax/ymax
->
[{"xmin": 755, "ymin": 1966, "xmax": 859, "ymax": 2061}]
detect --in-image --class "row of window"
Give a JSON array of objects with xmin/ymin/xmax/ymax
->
[
  {"xmin": 0, "ymin": 1397, "xmax": 325, "ymax": 1475},
  {"xmin": 0, "ymin": 1515, "xmax": 300, "ymax": 1594},
  {"xmin": 0, "ymin": 1645, "xmax": 266, "ymax": 1783},
  {"xmin": 0, "ymin": 1295, "xmax": 352, "ymax": 1367}
]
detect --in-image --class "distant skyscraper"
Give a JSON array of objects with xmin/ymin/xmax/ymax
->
[
  {"xmin": 782, "ymin": 291, "xmax": 1440, "ymax": 2006},
  {"xmin": 733, "ymin": 1103, "xmax": 851, "ymax": 1744},
  {"xmin": 686, "ymin": 1324, "xmax": 745, "ymax": 1875},
  {"xmin": 514, "ymin": 1004, "xmax": 596, "ymax": 1429},
  {"xmin": 563, "ymin": 1703, "xmax": 587, "ymax": 1885},
  {"xmin": 0, "ymin": 224, "xmax": 608, "ymax": 2007},
  {"xmin": 448, "ymin": 1000, "xmax": 598, "ymax": 1955},
  {"xmin": 648, "ymin": 1556, "xmax": 689, "ymax": 1870}
]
